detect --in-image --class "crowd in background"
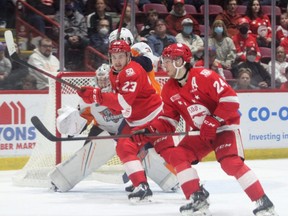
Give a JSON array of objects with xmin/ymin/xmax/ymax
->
[{"xmin": 0, "ymin": 0, "xmax": 288, "ymax": 90}]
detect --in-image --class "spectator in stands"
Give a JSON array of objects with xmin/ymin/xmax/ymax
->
[
  {"xmin": 65, "ymin": 35, "xmax": 89, "ymax": 71},
  {"xmin": 0, "ymin": 43, "xmax": 12, "ymax": 90},
  {"xmin": 194, "ymin": 46, "xmax": 226, "ymax": 79},
  {"xmin": 280, "ymin": 67, "xmax": 288, "ymax": 90},
  {"xmin": 21, "ymin": 74, "xmax": 38, "ymax": 90},
  {"xmin": 26, "ymin": 0, "xmax": 59, "ymax": 34},
  {"xmin": 66, "ymin": 0, "xmax": 86, "ymax": 15},
  {"xmin": 268, "ymin": 46, "xmax": 288, "ymax": 88},
  {"xmin": 165, "ymin": 0, "xmax": 200, "ymax": 36},
  {"xmin": 53, "ymin": 2, "xmax": 89, "ymax": 71},
  {"xmin": 0, "ymin": 0, "xmax": 8, "ymax": 28},
  {"xmin": 0, "ymin": 0, "xmax": 16, "ymax": 28},
  {"xmin": 232, "ymin": 17, "xmax": 261, "ymax": 64},
  {"xmin": 28, "ymin": 38, "xmax": 60, "ymax": 90},
  {"xmin": 215, "ymin": 0, "xmax": 243, "ymax": 37},
  {"xmin": 115, "ymin": 4, "xmax": 139, "ymax": 40},
  {"xmin": 209, "ymin": 19, "xmax": 236, "ymax": 70},
  {"xmin": 233, "ymin": 67, "xmax": 258, "ymax": 90},
  {"xmin": 231, "ymin": 43, "xmax": 271, "ymax": 88},
  {"xmin": 245, "ymin": 0, "xmax": 272, "ymax": 47},
  {"xmin": 86, "ymin": 0, "xmax": 113, "ymax": 38},
  {"xmin": 54, "ymin": 2, "xmax": 88, "ymax": 40},
  {"xmin": 89, "ymin": 18, "xmax": 110, "ymax": 68},
  {"xmin": 139, "ymin": 9, "xmax": 159, "ymax": 38},
  {"xmin": 3, "ymin": 43, "xmax": 29, "ymax": 90},
  {"xmin": 276, "ymin": 12, "xmax": 288, "ymax": 45},
  {"xmin": 175, "ymin": 18, "xmax": 204, "ymax": 56},
  {"xmin": 146, "ymin": 19, "xmax": 177, "ymax": 57},
  {"xmin": 280, "ymin": 39, "xmax": 288, "ymax": 59}
]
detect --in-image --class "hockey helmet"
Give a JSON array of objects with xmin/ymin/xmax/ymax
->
[
  {"xmin": 161, "ymin": 43, "xmax": 192, "ymax": 63},
  {"xmin": 109, "ymin": 40, "xmax": 131, "ymax": 54},
  {"xmin": 108, "ymin": 28, "xmax": 134, "ymax": 45}
]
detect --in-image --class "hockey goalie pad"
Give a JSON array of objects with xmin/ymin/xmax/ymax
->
[
  {"xmin": 48, "ymin": 137, "xmax": 116, "ymax": 192},
  {"xmin": 144, "ymin": 148, "xmax": 179, "ymax": 192},
  {"xmin": 56, "ymin": 106, "xmax": 87, "ymax": 136}
]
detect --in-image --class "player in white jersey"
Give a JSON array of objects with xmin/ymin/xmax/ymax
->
[{"xmin": 49, "ymin": 63, "xmax": 178, "ymax": 193}]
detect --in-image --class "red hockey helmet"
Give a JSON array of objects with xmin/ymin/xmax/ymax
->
[
  {"xmin": 162, "ymin": 43, "xmax": 192, "ymax": 63},
  {"xmin": 109, "ymin": 40, "xmax": 131, "ymax": 54}
]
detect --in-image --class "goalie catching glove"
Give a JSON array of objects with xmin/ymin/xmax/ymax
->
[
  {"xmin": 131, "ymin": 124, "xmax": 157, "ymax": 145},
  {"xmin": 77, "ymin": 86, "xmax": 102, "ymax": 104},
  {"xmin": 200, "ymin": 115, "xmax": 224, "ymax": 141}
]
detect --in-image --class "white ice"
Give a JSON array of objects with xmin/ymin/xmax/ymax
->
[{"xmin": 0, "ymin": 159, "xmax": 287, "ymax": 216}]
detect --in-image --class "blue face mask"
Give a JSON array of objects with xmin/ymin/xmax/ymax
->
[
  {"xmin": 183, "ymin": 26, "xmax": 193, "ymax": 35},
  {"xmin": 214, "ymin": 26, "xmax": 223, "ymax": 35}
]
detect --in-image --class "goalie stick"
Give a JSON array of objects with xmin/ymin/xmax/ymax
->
[
  {"xmin": 31, "ymin": 116, "xmax": 199, "ymax": 142},
  {"xmin": 4, "ymin": 30, "xmax": 81, "ymax": 91}
]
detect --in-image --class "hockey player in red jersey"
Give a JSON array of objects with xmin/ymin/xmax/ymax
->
[
  {"xmin": 51, "ymin": 63, "xmax": 178, "ymax": 193},
  {"xmin": 131, "ymin": 43, "xmax": 278, "ymax": 216},
  {"xmin": 77, "ymin": 40, "xmax": 176, "ymax": 202}
]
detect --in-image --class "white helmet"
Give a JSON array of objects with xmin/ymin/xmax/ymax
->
[
  {"xmin": 95, "ymin": 63, "xmax": 111, "ymax": 92},
  {"xmin": 131, "ymin": 42, "xmax": 153, "ymax": 59},
  {"xmin": 131, "ymin": 42, "xmax": 159, "ymax": 71},
  {"xmin": 108, "ymin": 28, "xmax": 134, "ymax": 45}
]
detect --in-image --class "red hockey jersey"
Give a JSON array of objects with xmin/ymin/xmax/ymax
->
[
  {"xmin": 151, "ymin": 67, "xmax": 240, "ymax": 133},
  {"xmin": 101, "ymin": 61, "xmax": 162, "ymax": 127}
]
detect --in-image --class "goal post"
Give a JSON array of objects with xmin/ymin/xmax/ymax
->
[{"xmin": 12, "ymin": 71, "xmax": 184, "ymax": 187}]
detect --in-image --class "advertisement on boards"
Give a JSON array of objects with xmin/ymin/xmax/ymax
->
[
  {"xmin": 238, "ymin": 92, "xmax": 288, "ymax": 149},
  {"xmin": 0, "ymin": 91, "xmax": 288, "ymax": 157},
  {"xmin": 0, "ymin": 93, "xmax": 46, "ymax": 156}
]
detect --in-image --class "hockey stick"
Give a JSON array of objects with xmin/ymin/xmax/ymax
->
[
  {"xmin": 4, "ymin": 30, "xmax": 81, "ymax": 91},
  {"xmin": 31, "ymin": 116, "xmax": 199, "ymax": 142},
  {"xmin": 116, "ymin": 0, "xmax": 128, "ymax": 40}
]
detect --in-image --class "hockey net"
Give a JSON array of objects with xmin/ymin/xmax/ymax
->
[{"xmin": 12, "ymin": 72, "xmax": 185, "ymax": 187}]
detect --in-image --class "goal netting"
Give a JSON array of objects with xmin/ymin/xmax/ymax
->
[{"xmin": 12, "ymin": 72, "xmax": 185, "ymax": 187}]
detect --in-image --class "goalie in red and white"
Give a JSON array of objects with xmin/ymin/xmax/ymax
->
[{"xmin": 50, "ymin": 63, "xmax": 178, "ymax": 194}]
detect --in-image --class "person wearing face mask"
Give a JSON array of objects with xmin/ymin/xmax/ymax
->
[
  {"xmin": 165, "ymin": 0, "xmax": 200, "ymax": 36},
  {"xmin": 175, "ymin": 18, "xmax": 204, "ymax": 56},
  {"xmin": 215, "ymin": 0, "xmax": 242, "ymax": 37},
  {"xmin": 208, "ymin": 20, "xmax": 236, "ymax": 70},
  {"xmin": 232, "ymin": 17, "xmax": 261, "ymax": 64},
  {"xmin": 231, "ymin": 42, "xmax": 271, "ymax": 88},
  {"xmin": 89, "ymin": 19, "xmax": 110, "ymax": 68}
]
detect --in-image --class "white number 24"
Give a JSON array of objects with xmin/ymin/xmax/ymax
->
[{"xmin": 213, "ymin": 78, "xmax": 228, "ymax": 93}]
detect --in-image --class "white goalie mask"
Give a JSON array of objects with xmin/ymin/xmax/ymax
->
[
  {"xmin": 108, "ymin": 28, "xmax": 134, "ymax": 45},
  {"xmin": 95, "ymin": 63, "xmax": 111, "ymax": 93}
]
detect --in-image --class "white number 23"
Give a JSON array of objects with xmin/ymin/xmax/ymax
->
[{"xmin": 122, "ymin": 81, "xmax": 137, "ymax": 92}]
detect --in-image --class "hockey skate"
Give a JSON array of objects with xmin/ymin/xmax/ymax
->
[
  {"xmin": 125, "ymin": 184, "xmax": 135, "ymax": 193},
  {"xmin": 180, "ymin": 186, "xmax": 211, "ymax": 216},
  {"xmin": 253, "ymin": 194, "xmax": 278, "ymax": 216},
  {"xmin": 128, "ymin": 182, "xmax": 153, "ymax": 203}
]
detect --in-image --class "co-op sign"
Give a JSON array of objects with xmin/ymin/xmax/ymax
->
[{"xmin": 0, "ymin": 101, "xmax": 36, "ymax": 151}]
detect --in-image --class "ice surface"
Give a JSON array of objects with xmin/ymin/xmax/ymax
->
[{"xmin": 0, "ymin": 159, "xmax": 287, "ymax": 216}]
